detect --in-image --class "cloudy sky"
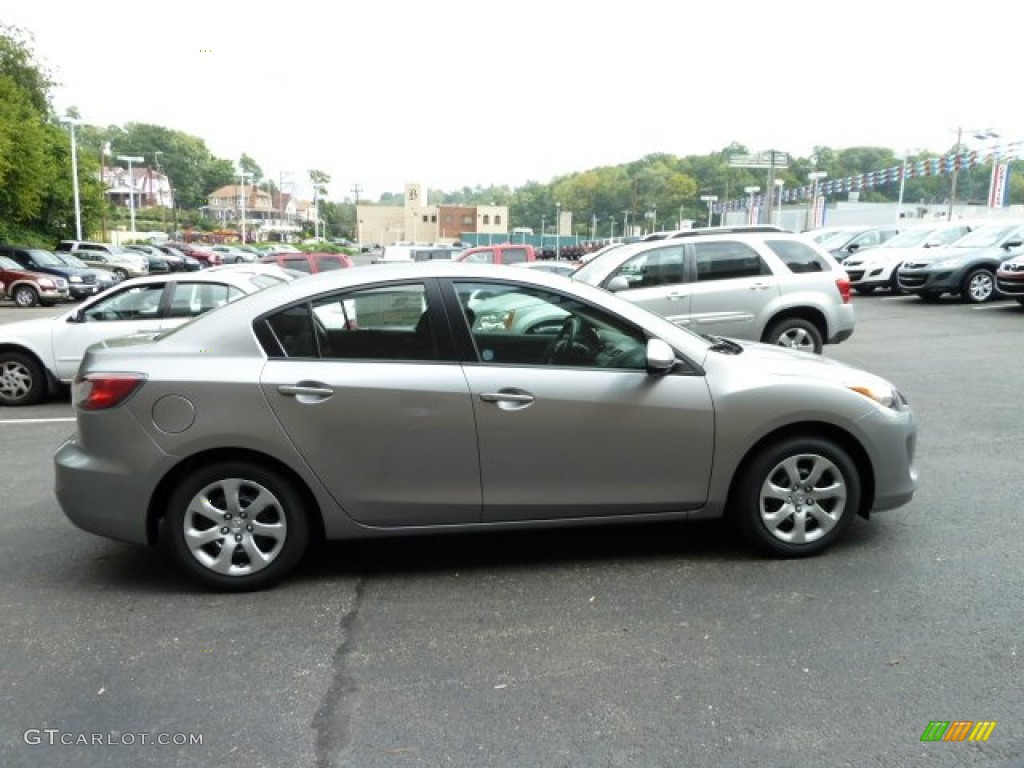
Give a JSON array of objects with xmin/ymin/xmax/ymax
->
[{"xmin": 6, "ymin": 0, "xmax": 1018, "ymax": 201}]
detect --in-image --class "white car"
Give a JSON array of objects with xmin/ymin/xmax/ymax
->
[
  {"xmin": 0, "ymin": 267, "xmax": 296, "ymax": 406},
  {"xmin": 842, "ymin": 223, "xmax": 976, "ymax": 294}
]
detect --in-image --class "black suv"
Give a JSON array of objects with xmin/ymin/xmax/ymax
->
[{"xmin": 0, "ymin": 244, "xmax": 103, "ymax": 300}]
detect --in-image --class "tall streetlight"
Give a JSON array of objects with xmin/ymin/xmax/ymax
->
[
  {"xmin": 63, "ymin": 116, "xmax": 83, "ymax": 240},
  {"xmin": 774, "ymin": 179, "xmax": 785, "ymax": 227},
  {"xmin": 700, "ymin": 195, "xmax": 718, "ymax": 227},
  {"xmin": 947, "ymin": 127, "xmax": 998, "ymax": 220},
  {"xmin": 744, "ymin": 186, "xmax": 760, "ymax": 226},
  {"xmin": 238, "ymin": 171, "xmax": 253, "ymax": 243},
  {"xmin": 608, "ymin": 217, "xmax": 616, "ymax": 240},
  {"xmin": 555, "ymin": 202, "xmax": 562, "ymax": 260},
  {"xmin": 806, "ymin": 172, "xmax": 827, "ymax": 230},
  {"xmin": 117, "ymin": 155, "xmax": 144, "ymax": 233}
]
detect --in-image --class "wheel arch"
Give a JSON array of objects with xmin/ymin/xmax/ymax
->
[
  {"xmin": 726, "ymin": 421, "xmax": 876, "ymax": 520},
  {"xmin": 146, "ymin": 447, "xmax": 326, "ymax": 546},
  {"xmin": 760, "ymin": 306, "xmax": 828, "ymax": 344}
]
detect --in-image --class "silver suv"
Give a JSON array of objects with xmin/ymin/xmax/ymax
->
[
  {"xmin": 55, "ymin": 240, "xmax": 148, "ymax": 280},
  {"xmin": 572, "ymin": 230, "xmax": 854, "ymax": 353}
]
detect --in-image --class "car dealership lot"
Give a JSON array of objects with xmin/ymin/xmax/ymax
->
[{"xmin": 1, "ymin": 295, "xmax": 1023, "ymax": 767}]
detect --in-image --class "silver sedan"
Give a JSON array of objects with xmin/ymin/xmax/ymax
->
[{"xmin": 55, "ymin": 262, "xmax": 918, "ymax": 591}]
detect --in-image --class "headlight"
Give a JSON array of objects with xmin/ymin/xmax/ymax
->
[
  {"xmin": 846, "ymin": 381, "xmax": 907, "ymax": 410},
  {"xmin": 69, "ymin": 275, "xmax": 82, "ymax": 283},
  {"xmin": 38, "ymin": 278, "xmax": 55, "ymax": 287}
]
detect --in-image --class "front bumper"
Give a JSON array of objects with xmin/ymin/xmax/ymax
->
[{"xmin": 897, "ymin": 266, "xmax": 965, "ymax": 294}]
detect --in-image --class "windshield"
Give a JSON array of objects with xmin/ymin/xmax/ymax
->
[
  {"xmin": 817, "ymin": 231, "xmax": 858, "ymax": 249},
  {"xmin": 26, "ymin": 249, "xmax": 65, "ymax": 266},
  {"xmin": 880, "ymin": 228, "xmax": 955, "ymax": 248},
  {"xmin": 949, "ymin": 225, "xmax": 1024, "ymax": 249},
  {"xmin": 55, "ymin": 253, "xmax": 89, "ymax": 267}
]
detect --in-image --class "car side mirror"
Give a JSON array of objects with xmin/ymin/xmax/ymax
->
[
  {"xmin": 646, "ymin": 338, "xmax": 677, "ymax": 374},
  {"xmin": 1003, "ymin": 240, "xmax": 1022, "ymax": 249},
  {"xmin": 847, "ymin": 243, "xmax": 860, "ymax": 252},
  {"xmin": 67, "ymin": 309, "xmax": 82, "ymax": 323},
  {"xmin": 607, "ymin": 276, "xmax": 630, "ymax": 292}
]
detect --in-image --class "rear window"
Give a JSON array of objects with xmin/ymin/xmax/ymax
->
[
  {"xmin": 283, "ymin": 256, "xmax": 311, "ymax": 273},
  {"xmin": 501, "ymin": 247, "xmax": 530, "ymax": 264},
  {"xmin": 316, "ymin": 256, "xmax": 346, "ymax": 271},
  {"xmin": 764, "ymin": 239, "xmax": 830, "ymax": 273}
]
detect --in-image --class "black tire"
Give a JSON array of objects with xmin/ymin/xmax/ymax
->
[
  {"xmin": 0, "ymin": 351, "xmax": 47, "ymax": 406},
  {"xmin": 113, "ymin": 268, "xmax": 128, "ymax": 281},
  {"xmin": 853, "ymin": 285, "xmax": 875, "ymax": 295},
  {"xmin": 12, "ymin": 285, "xmax": 39, "ymax": 307},
  {"xmin": 165, "ymin": 461, "xmax": 311, "ymax": 591},
  {"xmin": 962, "ymin": 268, "xmax": 996, "ymax": 304},
  {"xmin": 764, "ymin": 317, "xmax": 824, "ymax": 354},
  {"xmin": 731, "ymin": 437, "xmax": 861, "ymax": 557},
  {"xmin": 888, "ymin": 271, "xmax": 907, "ymax": 294}
]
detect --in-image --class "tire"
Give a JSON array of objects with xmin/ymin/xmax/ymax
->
[
  {"xmin": 0, "ymin": 351, "xmax": 47, "ymax": 406},
  {"xmin": 731, "ymin": 437, "xmax": 861, "ymax": 557},
  {"xmin": 888, "ymin": 271, "xmax": 907, "ymax": 294},
  {"xmin": 962, "ymin": 268, "xmax": 996, "ymax": 304},
  {"xmin": 113, "ymin": 268, "xmax": 128, "ymax": 281},
  {"xmin": 853, "ymin": 285, "xmax": 875, "ymax": 295},
  {"xmin": 165, "ymin": 461, "xmax": 310, "ymax": 591},
  {"xmin": 764, "ymin": 318, "xmax": 824, "ymax": 354},
  {"xmin": 1016, "ymin": 298, "xmax": 1024, "ymax": 306},
  {"xmin": 12, "ymin": 285, "xmax": 39, "ymax": 307}
]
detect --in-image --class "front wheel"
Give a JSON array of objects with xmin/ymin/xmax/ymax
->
[
  {"xmin": 12, "ymin": 285, "xmax": 39, "ymax": 307},
  {"xmin": 731, "ymin": 437, "xmax": 861, "ymax": 557},
  {"xmin": 112, "ymin": 268, "xmax": 128, "ymax": 281},
  {"xmin": 962, "ymin": 268, "xmax": 996, "ymax": 304},
  {"xmin": 165, "ymin": 462, "xmax": 311, "ymax": 591},
  {"xmin": 0, "ymin": 351, "xmax": 46, "ymax": 406},
  {"xmin": 764, "ymin": 318, "xmax": 823, "ymax": 354}
]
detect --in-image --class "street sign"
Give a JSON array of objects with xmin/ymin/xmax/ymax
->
[{"xmin": 729, "ymin": 150, "xmax": 789, "ymax": 169}]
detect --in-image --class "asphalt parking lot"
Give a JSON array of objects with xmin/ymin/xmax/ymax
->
[{"xmin": 1, "ymin": 292, "xmax": 1022, "ymax": 767}]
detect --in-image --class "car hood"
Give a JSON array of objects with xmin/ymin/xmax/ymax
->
[{"xmin": 844, "ymin": 245, "xmax": 937, "ymax": 265}]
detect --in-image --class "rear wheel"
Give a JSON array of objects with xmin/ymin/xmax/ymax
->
[
  {"xmin": 113, "ymin": 268, "xmax": 128, "ymax": 281},
  {"xmin": 12, "ymin": 285, "xmax": 39, "ymax": 307},
  {"xmin": 731, "ymin": 437, "xmax": 860, "ymax": 557},
  {"xmin": 165, "ymin": 461, "xmax": 311, "ymax": 591},
  {"xmin": 0, "ymin": 352, "xmax": 46, "ymax": 406},
  {"xmin": 764, "ymin": 318, "xmax": 823, "ymax": 354}
]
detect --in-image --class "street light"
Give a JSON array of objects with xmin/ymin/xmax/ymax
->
[
  {"xmin": 608, "ymin": 217, "xmax": 616, "ymax": 240},
  {"xmin": 117, "ymin": 155, "xmax": 144, "ymax": 233},
  {"xmin": 555, "ymin": 202, "xmax": 561, "ymax": 260},
  {"xmin": 63, "ymin": 116, "xmax": 83, "ymax": 240},
  {"xmin": 774, "ymin": 179, "xmax": 785, "ymax": 226},
  {"xmin": 238, "ymin": 171, "xmax": 253, "ymax": 243},
  {"xmin": 806, "ymin": 172, "xmax": 827, "ymax": 230},
  {"xmin": 700, "ymin": 195, "xmax": 718, "ymax": 227},
  {"xmin": 744, "ymin": 186, "xmax": 760, "ymax": 226}
]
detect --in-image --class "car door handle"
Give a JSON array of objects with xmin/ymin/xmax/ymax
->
[
  {"xmin": 278, "ymin": 384, "xmax": 334, "ymax": 400},
  {"xmin": 667, "ymin": 291, "xmax": 686, "ymax": 300},
  {"xmin": 749, "ymin": 282, "xmax": 772, "ymax": 290},
  {"xmin": 480, "ymin": 391, "xmax": 535, "ymax": 404}
]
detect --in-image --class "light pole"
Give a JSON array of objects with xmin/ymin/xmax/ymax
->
[
  {"xmin": 744, "ymin": 186, "xmax": 760, "ymax": 226},
  {"xmin": 63, "ymin": 116, "xmax": 83, "ymax": 240},
  {"xmin": 774, "ymin": 179, "xmax": 785, "ymax": 226},
  {"xmin": 238, "ymin": 171, "xmax": 253, "ymax": 243},
  {"xmin": 609, "ymin": 217, "xmax": 616, "ymax": 240},
  {"xmin": 947, "ymin": 128, "xmax": 998, "ymax": 220},
  {"xmin": 896, "ymin": 148, "xmax": 920, "ymax": 222},
  {"xmin": 806, "ymin": 172, "xmax": 827, "ymax": 229},
  {"xmin": 117, "ymin": 155, "xmax": 144, "ymax": 233},
  {"xmin": 555, "ymin": 202, "xmax": 561, "ymax": 260},
  {"xmin": 700, "ymin": 195, "xmax": 718, "ymax": 227}
]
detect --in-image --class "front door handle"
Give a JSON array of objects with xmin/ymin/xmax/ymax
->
[
  {"xmin": 278, "ymin": 384, "xmax": 334, "ymax": 402},
  {"xmin": 480, "ymin": 391, "xmax": 535, "ymax": 404}
]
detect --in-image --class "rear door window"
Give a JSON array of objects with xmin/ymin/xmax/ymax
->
[{"xmin": 763, "ymin": 239, "xmax": 830, "ymax": 273}]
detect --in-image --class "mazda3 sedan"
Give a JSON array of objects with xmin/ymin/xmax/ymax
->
[{"xmin": 54, "ymin": 263, "xmax": 918, "ymax": 591}]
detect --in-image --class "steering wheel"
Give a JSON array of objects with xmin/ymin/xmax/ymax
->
[{"xmin": 543, "ymin": 316, "xmax": 599, "ymax": 365}]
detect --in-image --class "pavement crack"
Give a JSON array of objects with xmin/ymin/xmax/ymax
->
[{"xmin": 313, "ymin": 575, "xmax": 366, "ymax": 768}]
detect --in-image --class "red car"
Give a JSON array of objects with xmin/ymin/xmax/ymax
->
[
  {"xmin": 166, "ymin": 242, "xmax": 221, "ymax": 267},
  {"xmin": 258, "ymin": 252, "xmax": 353, "ymax": 273},
  {"xmin": 457, "ymin": 244, "xmax": 536, "ymax": 265}
]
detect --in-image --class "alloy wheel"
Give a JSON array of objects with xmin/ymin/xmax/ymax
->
[{"xmin": 758, "ymin": 453, "xmax": 848, "ymax": 545}]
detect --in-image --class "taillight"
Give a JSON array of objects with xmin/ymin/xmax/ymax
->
[
  {"xmin": 835, "ymin": 276, "xmax": 852, "ymax": 304},
  {"xmin": 73, "ymin": 373, "xmax": 146, "ymax": 410}
]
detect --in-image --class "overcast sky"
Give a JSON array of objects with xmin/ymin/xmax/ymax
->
[{"xmin": 6, "ymin": 0, "xmax": 1019, "ymax": 202}]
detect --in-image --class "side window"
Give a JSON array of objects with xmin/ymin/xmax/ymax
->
[
  {"xmin": 464, "ymin": 249, "xmax": 495, "ymax": 264},
  {"xmin": 317, "ymin": 257, "xmax": 345, "ymax": 271},
  {"xmin": 455, "ymin": 281, "xmax": 647, "ymax": 370},
  {"xmin": 167, "ymin": 282, "xmax": 243, "ymax": 318},
  {"xmin": 763, "ymin": 239, "xmax": 829, "ymax": 274},
  {"xmin": 82, "ymin": 283, "xmax": 165, "ymax": 322},
  {"xmin": 284, "ymin": 256, "xmax": 311, "ymax": 273},
  {"xmin": 265, "ymin": 283, "xmax": 438, "ymax": 362},
  {"xmin": 501, "ymin": 247, "xmax": 529, "ymax": 264},
  {"xmin": 607, "ymin": 246, "xmax": 684, "ymax": 289},
  {"xmin": 694, "ymin": 241, "xmax": 770, "ymax": 280}
]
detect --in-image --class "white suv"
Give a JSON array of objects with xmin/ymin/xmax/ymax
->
[
  {"xmin": 571, "ymin": 230, "xmax": 854, "ymax": 354},
  {"xmin": 55, "ymin": 240, "xmax": 148, "ymax": 280}
]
